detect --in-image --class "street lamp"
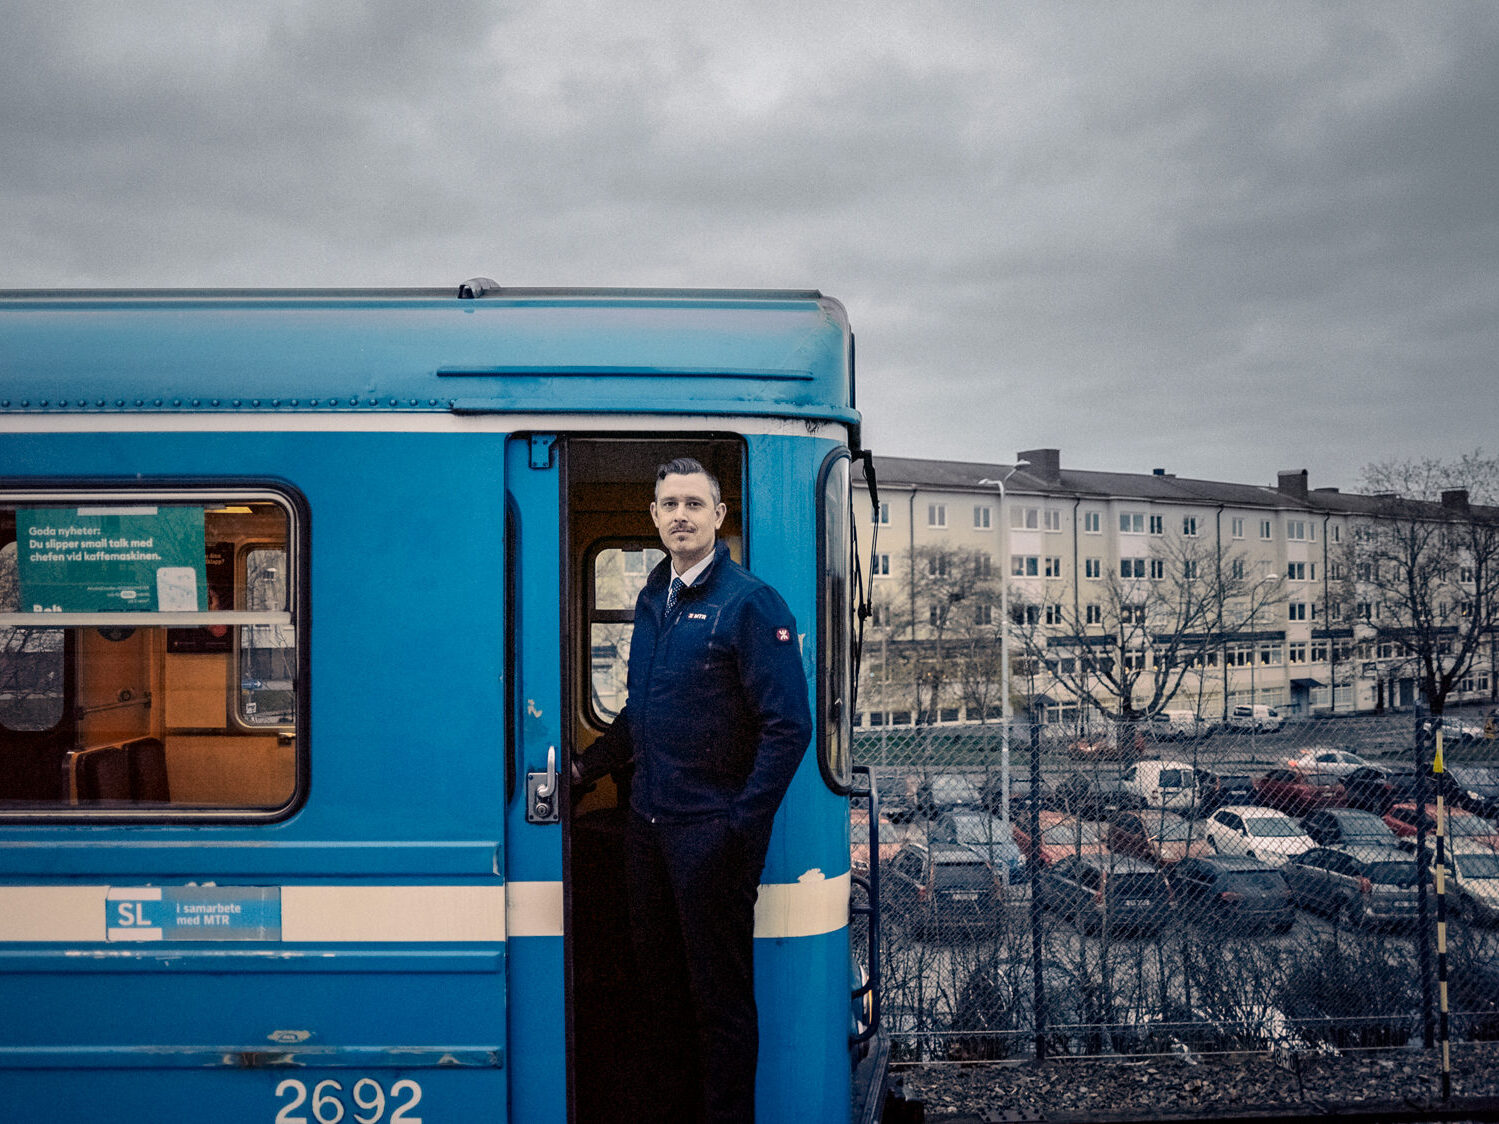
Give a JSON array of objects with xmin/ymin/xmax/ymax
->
[{"xmin": 979, "ymin": 461, "xmax": 1029, "ymax": 831}]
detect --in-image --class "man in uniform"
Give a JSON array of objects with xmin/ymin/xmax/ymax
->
[{"xmin": 575, "ymin": 457, "xmax": 812, "ymax": 1123}]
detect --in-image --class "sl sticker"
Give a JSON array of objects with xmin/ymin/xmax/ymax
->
[
  {"xmin": 775, "ymin": 627, "xmax": 792, "ymax": 643},
  {"xmin": 107, "ymin": 885, "xmax": 281, "ymax": 941}
]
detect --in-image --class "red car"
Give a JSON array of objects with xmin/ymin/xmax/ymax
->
[
  {"xmin": 1013, "ymin": 811, "xmax": 1110, "ymax": 867},
  {"xmin": 1382, "ymin": 803, "xmax": 1499, "ymax": 850},
  {"xmin": 1106, "ymin": 810, "xmax": 1212, "ymax": 866},
  {"xmin": 1253, "ymin": 769, "xmax": 1346, "ymax": 814}
]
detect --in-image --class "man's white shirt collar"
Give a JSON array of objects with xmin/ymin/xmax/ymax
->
[{"xmin": 672, "ymin": 552, "xmax": 715, "ymax": 589}]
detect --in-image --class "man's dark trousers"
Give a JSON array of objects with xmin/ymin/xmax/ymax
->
[{"xmin": 626, "ymin": 809, "xmax": 764, "ymax": 1124}]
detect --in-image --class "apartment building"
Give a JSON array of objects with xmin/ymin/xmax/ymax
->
[{"xmin": 856, "ymin": 449, "xmax": 1496, "ymax": 729}]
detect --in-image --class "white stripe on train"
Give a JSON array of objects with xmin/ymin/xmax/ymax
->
[{"xmin": 0, "ymin": 873, "xmax": 851, "ymax": 943}]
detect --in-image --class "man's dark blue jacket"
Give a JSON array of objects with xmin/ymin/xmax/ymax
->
[{"xmin": 579, "ymin": 541, "xmax": 813, "ymax": 851}]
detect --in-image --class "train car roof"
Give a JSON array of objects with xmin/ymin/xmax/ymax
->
[{"xmin": 0, "ymin": 286, "xmax": 855, "ymax": 426}]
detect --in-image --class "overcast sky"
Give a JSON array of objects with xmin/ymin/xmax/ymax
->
[{"xmin": 5, "ymin": 2, "xmax": 1496, "ymax": 491}]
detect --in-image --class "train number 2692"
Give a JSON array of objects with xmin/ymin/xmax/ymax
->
[{"xmin": 274, "ymin": 1078, "xmax": 423, "ymax": 1124}]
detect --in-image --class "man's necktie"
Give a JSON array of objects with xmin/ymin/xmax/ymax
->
[{"xmin": 667, "ymin": 576, "xmax": 684, "ymax": 615}]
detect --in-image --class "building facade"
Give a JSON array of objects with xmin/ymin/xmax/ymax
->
[{"xmin": 857, "ymin": 449, "xmax": 1497, "ymax": 731}]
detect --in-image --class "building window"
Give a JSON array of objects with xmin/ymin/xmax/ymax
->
[
  {"xmin": 1230, "ymin": 559, "xmax": 1245, "ymax": 580},
  {"xmin": 1044, "ymin": 603, "xmax": 1065, "ymax": 625},
  {"xmin": 1288, "ymin": 602, "xmax": 1308, "ymax": 621},
  {"xmin": 1120, "ymin": 512, "xmax": 1145, "ymax": 534},
  {"xmin": 1182, "ymin": 516, "xmax": 1198, "ymax": 536},
  {"xmin": 1084, "ymin": 511, "xmax": 1101, "ymax": 534},
  {"xmin": 1149, "ymin": 514, "xmax": 1164, "ymax": 535},
  {"xmin": 1260, "ymin": 645, "xmax": 1282, "ymax": 665},
  {"xmin": 927, "ymin": 503, "xmax": 947, "ymax": 528},
  {"xmin": 1183, "ymin": 559, "xmax": 1199, "ymax": 579},
  {"xmin": 1331, "ymin": 524, "xmax": 1342, "ymax": 543},
  {"xmin": 927, "ymin": 555, "xmax": 949, "ymax": 578},
  {"xmin": 1085, "ymin": 604, "xmax": 1102, "ymax": 625},
  {"xmin": 1011, "ymin": 555, "xmax": 1039, "ymax": 577},
  {"xmin": 1287, "ymin": 520, "xmax": 1308, "ymax": 541},
  {"xmin": 1231, "ymin": 517, "xmax": 1245, "ymax": 539},
  {"xmin": 973, "ymin": 505, "xmax": 991, "ymax": 529},
  {"xmin": 975, "ymin": 604, "xmax": 992, "ymax": 625},
  {"xmin": 1289, "ymin": 643, "xmax": 1307, "ymax": 663},
  {"xmin": 1011, "ymin": 506, "xmax": 1039, "ymax": 530},
  {"xmin": 1044, "ymin": 556, "xmax": 1063, "ymax": 578},
  {"xmin": 1150, "ymin": 558, "xmax": 1165, "ymax": 580},
  {"xmin": 873, "ymin": 553, "xmax": 890, "ymax": 576},
  {"xmin": 1123, "ymin": 649, "xmax": 1147, "ymax": 671},
  {"xmin": 1287, "ymin": 562, "xmax": 1306, "ymax": 581},
  {"xmin": 1122, "ymin": 604, "xmax": 1147, "ymax": 625},
  {"xmin": 928, "ymin": 604, "xmax": 943, "ymax": 627},
  {"xmin": 1044, "ymin": 509, "xmax": 1062, "ymax": 532},
  {"xmin": 1084, "ymin": 557, "xmax": 1101, "ymax": 579},
  {"xmin": 1121, "ymin": 558, "xmax": 1146, "ymax": 579},
  {"xmin": 1260, "ymin": 520, "xmax": 1273, "ymax": 540},
  {"xmin": 976, "ymin": 554, "xmax": 993, "ymax": 578},
  {"xmin": 873, "ymin": 501, "xmax": 890, "ymax": 525}
]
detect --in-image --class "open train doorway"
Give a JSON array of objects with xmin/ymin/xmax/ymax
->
[{"xmin": 563, "ymin": 435, "xmax": 744, "ymax": 1123}]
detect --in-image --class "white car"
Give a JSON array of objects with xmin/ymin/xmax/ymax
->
[
  {"xmin": 1203, "ymin": 805, "xmax": 1315, "ymax": 867},
  {"xmin": 1443, "ymin": 842, "xmax": 1499, "ymax": 925},
  {"xmin": 1120, "ymin": 759, "xmax": 1199, "ymax": 811},
  {"xmin": 1227, "ymin": 704, "xmax": 1284, "ymax": 733},
  {"xmin": 1284, "ymin": 748, "xmax": 1374, "ymax": 777}
]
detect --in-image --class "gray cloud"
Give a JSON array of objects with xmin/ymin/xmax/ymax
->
[{"xmin": 3, "ymin": 1, "xmax": 1496, "ymax": 491}]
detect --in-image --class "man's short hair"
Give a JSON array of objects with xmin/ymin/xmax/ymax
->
[{"xmin": 656, "ymin": 457, "xmax": 721, "ymax": 505}]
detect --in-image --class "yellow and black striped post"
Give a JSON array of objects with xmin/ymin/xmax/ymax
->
[{"xmin": 1432, "ymin": 722, "xmax": 1452, "ymax": 1102}]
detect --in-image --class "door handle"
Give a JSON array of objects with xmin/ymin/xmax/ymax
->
[{"xmin": 526, "ymin": 745, "xmax": 560, "ymax": 824}]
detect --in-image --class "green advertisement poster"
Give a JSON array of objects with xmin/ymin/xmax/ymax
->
[{"xmin": 17, "ymin": 506, "xmax": 208, "ymax": 613}]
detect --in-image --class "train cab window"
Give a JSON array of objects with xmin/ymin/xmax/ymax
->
[
  {"xmin": 0, "ymin": 492, "xmax": 303, "ymax": 816},
  {"xmin": 818, "ymin": 450, "xmax": 854, "ymax": 792},
  {"xmin": 587, "ymin": 543, "xmax": 664, "ymax": 720}
]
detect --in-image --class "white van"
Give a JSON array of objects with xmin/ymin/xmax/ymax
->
[
  {"xmin": 1121, "ymin": 759, "xmax": 1199, "ymax": 810},
  {"xmin": 1153, "ymin": 709, "xmax": 1213, "ymax": 740},
  {"xmin": 1228, "ymin": 704, "xmax": 1284, "ymax": 732}
]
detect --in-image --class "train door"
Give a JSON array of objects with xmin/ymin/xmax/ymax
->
[{"xmin": 504, "ymin": 434, "xmax": 745, "ymax": 1122}]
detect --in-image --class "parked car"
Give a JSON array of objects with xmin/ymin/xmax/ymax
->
[
  {"xmin": 1120, "ymin": 759, "xmax": 1199, "ymax": 811},
  {"xmin": 1107, "ymin": 810, "xmax": 1212, "ymax": 866},
  {"xmin": 1227, "ymin": 704, "xmax": 1284, "ymax": 732},
  {"xmin": 1343, "ymin": 766, "xmax": 1398, "ymax": 814},
  {"xmin": 1013, "ymin": 811, "xmax": 1110, "ymax": 867},
  {"xmin": 1203, "ymin": 806, "xmax": 1315, "ymax": 866},
  {"xmin": 1300, "ymin": 808, "xmax": 1400, "ymax": 850},
  {"xmin": 1383, "ymin": 803, "xmax": 1499, "ymax": 850},
  {"xmin": 1444, "ymin": 766, "xmax": 1499, "ymax": 820},
  {"xmin": 1282, "ymin": 845, "xmax": 1420, "ymax": 927},
  {"xmin": 928, "ymin": 809, "xmax": 1027, "ymax": 884},
  {"xmin": 850, "ymin": 809, "xmax": 901, "ymax": 874},
  {"xmin": 1438, "ymin": 842, "xmax": 1499, "ymax": 925},
  {"xmin": 1195, "ymin": 769, "xmax": 1256, "ymax": 816},
  {"xmin": 884, "ymin": 841, "xmax": 1005, "ymax": 939},
  {"xmin": 1165, "ymin": 855, "xmax": 1294, "ymax": 932},
  {"xmin": 980, "ymin": 774, "xmax": 1052, "ymax": 819},
  {"xmin": 1037, "ymin": 853, "xmax": 1172, "ymax": 936},
  {"xmin": 1052, "ymin": 773, "xmax": 1144, "ymax": 819},
  {"xmin": 1151, "ymin": 709, "xmax": 1215, "ymax": 740},
  {"xmin": 1285, "ymin": 748, "xmax": 1373, "ymax": 777},
  {"xmin": 1253, "ymin": 769, "xmax": 1346, "ymax": 815},
  {"xmin": 1423, "ymin": 716, "xmax": 1486, "ymax": 744},
  {"xmin": 912, "ymin": 773, "xmax": 983, "ymax": 820}
]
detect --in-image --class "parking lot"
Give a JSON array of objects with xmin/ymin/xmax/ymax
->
[{"xmin": 852, "ymin": 708, "xmax": 1499, "ymax": 1061}]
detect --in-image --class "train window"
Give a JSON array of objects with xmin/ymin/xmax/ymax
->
[
  {"xmin": 588, "ymin": 543, "xmax": 664, "ymax": 720},
  {"xmin": 0, "ymin": 492, "xmax": 303, "ymax": 816},
  {"xmin": 818, "ymin": 450, "xmax": 854, "ymax": 792}
]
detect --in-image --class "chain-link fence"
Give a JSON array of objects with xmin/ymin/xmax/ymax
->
[{"xmin": 850, "ymin": 707, "xmax": 1499, "ymax": 1063}]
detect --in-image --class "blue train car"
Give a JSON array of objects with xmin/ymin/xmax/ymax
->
[{"xmin": 0, "ymin": 285, "xmax": 886, "ymax": 1122}]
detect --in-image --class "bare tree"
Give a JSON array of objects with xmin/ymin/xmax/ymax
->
[
  {"xmin": 1336, "ymin": 452, "xmax": 1499, "ymax": 716},
  {"xmin": 1013, "ymin": 533, "xmax": 1267, "ymax": 727}
]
